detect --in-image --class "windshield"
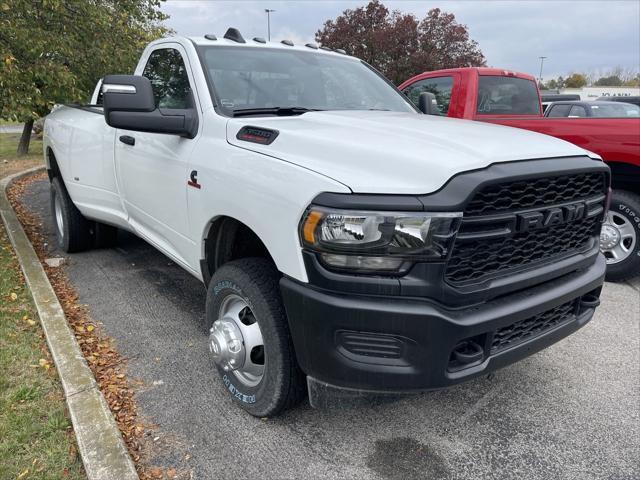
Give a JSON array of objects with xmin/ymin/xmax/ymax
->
[
  {"xmin": 590, "ymin": 103, "xmax": 640, "ymax": 117},
  {"xmin": 477, "ymin": 76, "xmax": 541, "ymax": 115},
  {"xmin": 197, "ymin": 46, "xmax": 416, "ymax": 116}
]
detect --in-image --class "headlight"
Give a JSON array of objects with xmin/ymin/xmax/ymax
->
[{"xmin": 300, "ymin": 207, "xmax": 462, "ymax": 273}]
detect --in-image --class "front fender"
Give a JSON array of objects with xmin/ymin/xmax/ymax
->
[{"xmin": 189, "ymin": 141, "xmax": 350, "ymax": 283}]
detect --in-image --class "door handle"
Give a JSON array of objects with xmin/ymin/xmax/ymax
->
[{"xmin": 119, "ymin": 135, "xmax": 135, "ymax": 146}]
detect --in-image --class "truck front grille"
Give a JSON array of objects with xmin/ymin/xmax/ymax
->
[
  {"xmin": 464, "ymin": 172, "xmax": 605, "ymax": 217},
  {"xmin": 445, "ymin": 171, "xmax": 607, "ymax": 286},
  {"xmin": 490, "ymin": 300, "xmax": 577, "ymax": 354}
]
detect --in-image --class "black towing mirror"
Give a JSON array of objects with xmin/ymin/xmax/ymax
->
[
  {"xmin": 102, "ymin": 75, "xmax": 198, "ymax": 138},
  {"xmin": 418, "ymin": 91, "xmax": 440, "ymax": 116}
]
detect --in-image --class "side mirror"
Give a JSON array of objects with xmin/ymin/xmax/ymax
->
[
  {"xmin": 418, "ymin": 92, "xmax": 439, "ymax": 115},
  {"xmin": 102, "ymin": 75, "xmax": 197, "ymax": 138}
]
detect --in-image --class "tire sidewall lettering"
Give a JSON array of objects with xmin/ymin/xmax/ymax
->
[
  {"xmin": 618, "ymin": 203, "xmax": 640, "ymax": 229},
  {"xmin": 222, "ymin": 374, "xmax": 256, "ymax": 404},
  {"xmin": 214, "ymin": 281, "xmax": 260, "ymax": 403},
  {"xmin": 615, "ymin": 203, "xmax": 640, "ymax": 257},
  {"xmin": 213, "ymin": 281, "xmax": 255, "ymax": 311},
  {"xmin": 213, "ymin": 280, "xmax": 238, "ymax": 296}
]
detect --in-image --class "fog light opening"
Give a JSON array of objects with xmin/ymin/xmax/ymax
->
[
  {"xmin": 448, "ymin": 336, "xmax": 486, "ymax": 372},
  {"xmin": 579, "ymin": 287, "xmax": 602, "ymax": 312}
]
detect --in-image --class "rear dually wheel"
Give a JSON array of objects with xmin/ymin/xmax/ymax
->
[{"xmin": 50, "ymin": 177, "xmax": 92, "ymax": 253}]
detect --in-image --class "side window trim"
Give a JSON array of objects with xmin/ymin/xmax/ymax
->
[
  {"xmin": 140, "ymin": 43, "xmax": 203, "ymax": 114},
  {"xmin": 401, "ymin": 75, "xmax": 455, "ymax": 116},
  {"xmin": 143, "ymin": 47, "xmax": 194, "ymax": 110},
  {"xmin": 568, "ymin": 105, "xmax": 587, "ymax": 117}
]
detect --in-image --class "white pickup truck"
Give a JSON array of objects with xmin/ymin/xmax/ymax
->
[{"xmin": 44, "ymin": 28, "xmax": 609, "ymax": 417}]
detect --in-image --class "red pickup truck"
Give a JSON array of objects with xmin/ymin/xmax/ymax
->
[{"xmin": 399, "ymin": 68, "xmax": 640, "ymax": 281}]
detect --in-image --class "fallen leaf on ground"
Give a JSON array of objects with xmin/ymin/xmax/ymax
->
[
  {"xmin": 10, "ymin": 292, "xmax": 17, "ymax": 301},
  {"xmin": 148, "ymin": 467, "xmax": 162, "ymax": 478},
  {"xmin": 7, "ymin": 172, "xmax": 182, "ymax": 477}
]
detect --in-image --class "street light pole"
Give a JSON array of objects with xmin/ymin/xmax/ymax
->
[
  {"xmin": 265, "ymin": 9, "xmax": 275, "ymax": 41},
  {"xmin": 538, "ymin": 56, "xmax": 547, "ymax": 84}
]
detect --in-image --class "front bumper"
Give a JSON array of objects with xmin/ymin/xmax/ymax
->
[{"xmin": 280, "ymin": 254, "xmax": 606, "ymax": 395}]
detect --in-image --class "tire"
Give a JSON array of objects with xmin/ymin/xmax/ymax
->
[
  {"xmin": 205, "ymin": 258, "xmax": 306, "ymax": 417},
  {"xmin": 93, "ymin": 222, "xmax": 118, "ymax": 248},
  {"xmin": 50, "ymin": 177, "xmax": 92, "ymax": 253},
  {"xmin": 601, "ymin": 189, "xmax": 640, "ymax": 282}
]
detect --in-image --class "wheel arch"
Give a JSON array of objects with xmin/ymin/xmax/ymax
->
[
  {"xmin": 608, "ymin": 161, "xmax": 640, "ymax": 195},
  {"xmin": 200, "ymin": 216, "xmax": 277, "ymax": 286},
  {"xmin": 46, "ymin": 146, "xmax": 61, "ymax": 181}
]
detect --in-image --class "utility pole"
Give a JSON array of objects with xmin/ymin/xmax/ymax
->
[
  {"xmin": 265, "ymin": 9, "xmax": 275, "ymax": 41},
  {"xmin": 538, "ymin": 56, "xmax": 547, "ymax": 84}
]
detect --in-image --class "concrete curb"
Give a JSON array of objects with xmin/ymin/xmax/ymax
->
[{"xmin": 1, "ymin": 167, "xmax": 138, "ymax": 480}]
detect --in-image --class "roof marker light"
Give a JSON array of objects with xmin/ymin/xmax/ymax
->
[
  {"xmin": 281, "ymin": 39, "xmax": 294, "ymax": 46},
  {"xmin": 223, "ymin": 27, "xmax": 246, "ymax": 43},
  {"xmin": 320, "ymin": 46, "xmax": 332, "ymax": 51},
  {"xmin": 204, "ymin": 34, "xmax": 217, "ymax": 41},
  {"xmin": 253, "ymin": 37, "xmax": 266, "ymax": 43},
  {"xmin": 335, "ymin": 48, "xmax": 346, "ymax": 55},
  {"xmin": 305, "ymin": 43, "xmax": 318, "ymax": 49}
]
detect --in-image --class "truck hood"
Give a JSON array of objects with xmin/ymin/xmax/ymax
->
[{"xmin": 226, "ymin": 111, "xmax": 591, "ymax": 194}]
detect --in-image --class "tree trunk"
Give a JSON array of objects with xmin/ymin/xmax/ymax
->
[{"xmin": 16, "ymin": 119, "xmax": 34, "ymax": 157}]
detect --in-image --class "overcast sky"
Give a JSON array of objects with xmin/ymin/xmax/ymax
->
[{"xmin": 161, "ymin": 0, "xmax": 640, "ymax": 81}]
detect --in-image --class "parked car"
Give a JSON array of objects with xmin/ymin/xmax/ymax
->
[
  {"xmin": 545, "ymin": 100, "xmax": 640, "ymax": 118},
  {"xmin": 400, "ymin": 67, "xmax": 640, "ymax": 281},
  {"xmin": 540, "ymin": 92, "xmax": 581, "ymax": 112},
  {"xmin": 44, "ymin": 31, "xmax": 608, "ymax": 416},
  {"xmin": 597, "ymin": 95, "xmax": 640, "ymax": 107}
]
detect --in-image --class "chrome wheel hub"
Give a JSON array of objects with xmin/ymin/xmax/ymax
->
[
  {"xmin": 600, "ymin": 211, "xmax": 637, "ymax": 265},
  {"xmin": 209, "ymin": 295, "xmax": 265, "ymax": 387},
  {"xmin": 599, "ymin": 224, "xmax": 620, "ymax": 250},
  {"xmin": 209, "ymin": 319, "xmax": 245, "ymax": 371}
]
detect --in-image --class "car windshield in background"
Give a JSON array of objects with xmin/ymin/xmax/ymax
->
[
  {"xmin": 198, "ymin": 46, "xmax": 416, "ymax": 116},
  {"xmin": 476, "ymin": 76, "xmax": 540, "ymax": 115},
  {"xmin": 591, "ymin": 103, "xmax": 640, "ymax": 117}
]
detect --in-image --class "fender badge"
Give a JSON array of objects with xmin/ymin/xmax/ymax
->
[
  {"xmin": 188, "ymin": 170, "xmax": 201, "ymax": 189},
  {"xmin": 236, "ymin": 126, "xmax": 279, "ymax": 145}
]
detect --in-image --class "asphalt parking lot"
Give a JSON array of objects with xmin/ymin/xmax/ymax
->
[{"xmin": 21, "ymin": 179, "xmax": 640, "ymax": 480}]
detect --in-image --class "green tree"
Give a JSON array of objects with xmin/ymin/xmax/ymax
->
[
  {"xmin": 623, "ymin": 75, "xmax": 640, "ymax": 87},
  {"xmin": 0, "ymin": 0, "xmax": 170, "ymax": 156},
  {"xmin": 564, "ymin": 73, "xmax": 587, "ymax": 88},
  {"xmin": 594, "ymin": 75, "xmax": 623, "ymax": 87}
]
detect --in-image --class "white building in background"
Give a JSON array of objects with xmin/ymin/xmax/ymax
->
[{"xmin": 559, "ymin": 86, "xmax": 640, "ymax": 100}]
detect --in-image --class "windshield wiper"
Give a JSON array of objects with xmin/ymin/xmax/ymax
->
[{"xmin": 231, "ymin": 107, "xmax": 323, "ymax": 117}]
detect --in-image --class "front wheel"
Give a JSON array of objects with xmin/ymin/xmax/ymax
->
[
  {"xmin": 205, "ymin": 258, "xmax": 306, "ymax": 417},
  {"xmin": 600, "ymin": 189, "xmax": 640, "ymax": 282}
]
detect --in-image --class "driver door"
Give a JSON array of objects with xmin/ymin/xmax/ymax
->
[{"xmin": 115, "ymin": 45, "xmax": 199, "ymax": 269}]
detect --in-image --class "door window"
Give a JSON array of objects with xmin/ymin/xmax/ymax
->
[
  {"xmin": 547, "ymin": 104, "xmax": 572, "ymax": 117},
  {"xmin": 142, "ymin": 48, "xmax": 193, "ymax": 109},
  {"xmin": 568, "ymin": 105, "xmax": 587, "ymax": 117},
  {"xmin": 476, "ymin": 76, "xmax": 540, "ymax": 115},
  {"xmin": 402, "ymin": 77, "xmax": 454, "ymax": 116}
]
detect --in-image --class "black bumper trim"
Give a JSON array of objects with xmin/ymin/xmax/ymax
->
[{"xmin": 281, "ymin": 254, "xmax": 606, "ymax": 392}]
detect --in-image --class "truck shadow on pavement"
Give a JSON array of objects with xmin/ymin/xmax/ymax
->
[{"xmin": 19, "ymin": 178, "xmax": 640, "ymax": 480}]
